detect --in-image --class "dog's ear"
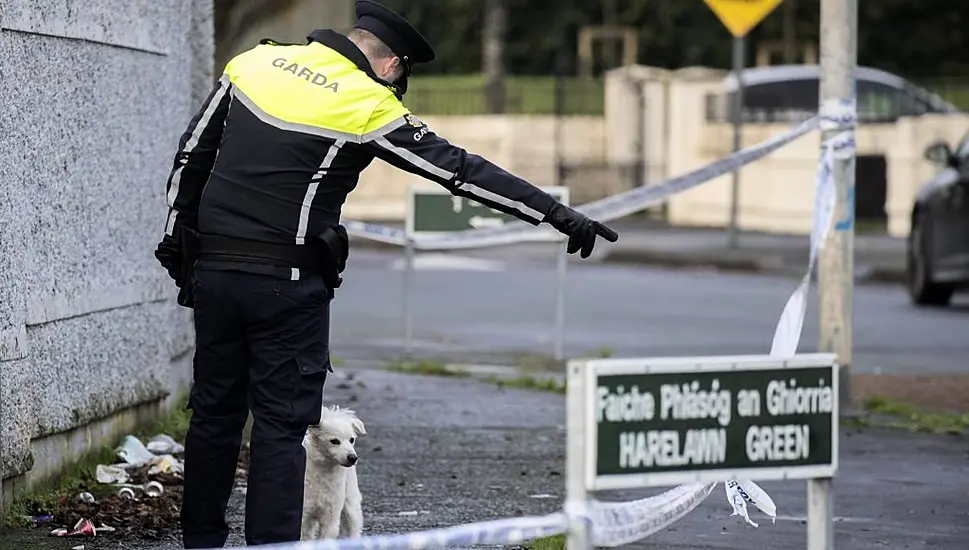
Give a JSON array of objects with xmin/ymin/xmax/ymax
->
[{"xmin": 351, "ymin": 417, "xmax": 367, "ymax": 437}]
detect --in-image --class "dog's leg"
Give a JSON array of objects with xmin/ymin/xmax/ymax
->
[
  {"xmin": 301, "ymin": 504, "xmax": 319, "ymax": 540},
  {"xmin": 320, "ymin": 513, "xmax": 342, "ymax": 540},
  {"xmin": 310, "ymin": 518, "xmax": 323, "ymax": 540},
  {"xmin": 341, "ymin": 467, "xmax": 364, "ymax": 538},
  {"xmin": 341, "ymin": 503, "xmax": 363, "ymax": 539}
]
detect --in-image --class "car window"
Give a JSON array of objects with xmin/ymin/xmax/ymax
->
[
  {"xmin": 730, "ymin": 78, "xmax": 818, "ymax": 122},
  {"xmin": 725, "ymin": 74, "xmax": 943, "ymax": 123},
  {"xmin": 738, "ymin": 77, "xmax": 919, "ymax": 122},
  {"xmin": 744, "ymin": 79, "xmax": 818, "ymax": 110},
  {"xmin": 857, "ymin": 80, "xmax": 904, "ymax": 121},
  {"xmin": 856, "ymin": 80, "xmax": 937, "ymax": 121},
  {"xmin": 903, "ymin": 83, "xmax": 949, "ymax": 114}
]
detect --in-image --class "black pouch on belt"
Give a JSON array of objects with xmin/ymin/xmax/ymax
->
[
  {"xmin": 318, "ymin": 225, "xmax": 350, "ymax": 291},
  {"xmin": 175, "ymin": 225, "xmax": 200, "ymax": 309}
]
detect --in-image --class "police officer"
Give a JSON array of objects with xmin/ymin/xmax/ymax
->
[{"xmin": 155, "ymin": 1, "xmax": 618, "ymax": 547}]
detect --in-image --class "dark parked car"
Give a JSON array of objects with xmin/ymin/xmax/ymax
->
[
  {"xmin": 907, "ymin": 131, "xmax": 969, "ymax": 306},
  {"xmin": 716, "ymin": 65, "xmax": 960, "ymax": 123}
]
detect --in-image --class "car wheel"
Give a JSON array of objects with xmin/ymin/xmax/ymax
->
[{"xmin": 906, "ymin": 214, "xmax": 954, "ymax": 306}]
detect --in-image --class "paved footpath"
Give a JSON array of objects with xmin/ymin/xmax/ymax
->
[{"xmin": 4, "ymin": 368, "xmax": 968, "ymax": 549}]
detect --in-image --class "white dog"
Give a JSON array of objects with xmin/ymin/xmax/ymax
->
[{"xmin": 301, "ymin": 404, "xmax": 367, "ymax": 540}]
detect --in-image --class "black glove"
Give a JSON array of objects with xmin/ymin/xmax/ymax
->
[
  {"xmin": 543, "ymin": 203, "xmax": 619, "ymax": 258},
  {"xmin": 154, "ymin": 234, "xmax": 182, "ymax": 285},
  {"xmin": 154, "ymin": 226, "xmax": 200, "ymax": 308}
]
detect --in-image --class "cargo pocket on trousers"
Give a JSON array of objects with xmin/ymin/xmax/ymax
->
[{"xmin": 292, "ymin": 352, "xmax": 332, "ymax": 425}]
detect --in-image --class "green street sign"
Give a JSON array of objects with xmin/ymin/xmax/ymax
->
[
  {"xmin": 406, "ymin": 186, "xmax": 569, "ymax": 236},
  {"xmin": 580, "ymin": 354, "xmax": 838, "ymax": 490}
]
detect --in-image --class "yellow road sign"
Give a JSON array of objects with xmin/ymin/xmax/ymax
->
[{"xmin": 704, "ymin": 0, "xmax": 784, "ymax": 38}]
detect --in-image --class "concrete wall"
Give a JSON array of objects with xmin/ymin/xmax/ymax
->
[{"xmin": 0, "ymin": 0, "xmax": 212, "ymax": 506}]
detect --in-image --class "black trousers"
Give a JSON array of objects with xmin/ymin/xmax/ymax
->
[{"xmin": 180, "ymin": 267, "xmax": 332, "ymax": 548}]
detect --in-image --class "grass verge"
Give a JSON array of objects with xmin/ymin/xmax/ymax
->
[
  {"xmin": 860, "ymin": 395, "xmax": 969, "ymax": 435},
  {"xmin": 386, "ymin": 359, "xmax": 566, "ymax": 394},
  {"xmin": 525, "ymin": 534, "xmax": 566, "ymax": 550},
  {"xmin": 2, "ymin": 390, "xmax": 194, "ymax": 528},
  {"xmin": 485, "ymin": 375, "xmax": 566, "ymax": 394},
  {"xmin": 510, "ymin": 352, "xmax": 566, "ymax": 373},
  {"xmin": 588, "ymin": 345, "xmax": 614, "ymax": 359},
  {"xmin": 386, "ymin": 359, "xmax": 470, "ymax": 377}
]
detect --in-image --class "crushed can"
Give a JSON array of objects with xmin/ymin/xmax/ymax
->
[
  {"xmin": 118, "ymin": 487, "xmax": 136, "ymax": 500},
  {"xmin": 76, "ymin": 492, "xmax": 95, "ymax": 504},
  {"xmin": 144, "ymin": 481, "xmax": 164, "ymax": 498}
]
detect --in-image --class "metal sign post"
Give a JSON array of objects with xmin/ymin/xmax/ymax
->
[
  {"xmin": 728, "ymin": 35, "xmax": 745, "ymax": 249},
  {"xmin": 402, "ymin": 236, "xmax": 415, "ymax": 357},
  {"xmin": 565, "ymin": 353, "xmax": 839, "ymax": 550},
  {"xmin": 404, "ymin": 186, "xmax": 570, "ymax": 359},
  {"xmin": 704, "ymin": 0, "xmax": 785, "ymax": 248},
  {"xmin": 565, "ymin": 359, "xmax": 592, "ymax": 550},
  {"xmin": 554, "ymin": 232, "xmax": 568, "ymax": 361}
]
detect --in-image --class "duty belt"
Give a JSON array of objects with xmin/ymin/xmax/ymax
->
[
  {"xmin": 198, "ymin": 234, "xmax": 328, "ymax": 269},
  {"xmin": 196, "ymin": 228, "xmax": 349, "ymax": 288}
]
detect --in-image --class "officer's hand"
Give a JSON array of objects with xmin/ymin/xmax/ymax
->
[
  {"xmin": 154, "ymin": 235, "xmax": 182, "ymax": 285},
  {"xmin": 543, "ymin": 203, "xmax": 619, "ymax": 258}
]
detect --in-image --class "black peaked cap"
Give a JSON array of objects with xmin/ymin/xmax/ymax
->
[{"xmin": 354, "ymin": 0, "xmax": 435, "ymax": 65}]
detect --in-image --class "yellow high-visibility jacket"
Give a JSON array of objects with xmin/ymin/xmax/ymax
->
[{"xmin": 162, "ymin": 29, "xmax": 559, "ymax": 279}]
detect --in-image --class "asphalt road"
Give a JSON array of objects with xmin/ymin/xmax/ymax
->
[
  {"xmin": 331, "ymin": 247, "xmax": 969, "ymax": 375},
  {"xmin": 8, "ymin": 368, "xmax": 966, "ymax": 550}
]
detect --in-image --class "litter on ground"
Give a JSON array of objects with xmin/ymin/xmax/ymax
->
[{"xmin": 29, "ymin": 434, "xmax": 250, "ymax": 541}]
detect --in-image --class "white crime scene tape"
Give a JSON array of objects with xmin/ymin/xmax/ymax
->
[
  {"xmin": 197, "ymin": 513, "xmax": 570, "ymax": 550},
  {"xmin": 587, "ymin": 476, "xmax": 777, "ymax": 547},
  {"xmin": 589, "ymin": 481, "xmax": 715, "ymax": 547},
  {"xmin": 197, "ymin": 477, "xmax": 774, "ymax": 550},
  {"xmin": 770, "ymin": 98, "xmax": 856, "ymax": 357},
  {"xmin": 724, "ymin": 477, "xmax": 778, "ymax": 528}
]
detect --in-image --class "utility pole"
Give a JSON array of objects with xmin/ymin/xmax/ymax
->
[
  {"xmin": 482, "ymin": 0, "xmax": 507, "ymax": 114},
  {"xmin": 818, "ymin": 0, "xmax": 857, "ymax": 412},
  {"xmin": 813, "ymin": 1, "xmax": 857, "ymax": 547}
]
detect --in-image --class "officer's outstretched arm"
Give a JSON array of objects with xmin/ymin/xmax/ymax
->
[
  {"xmin": 163, "ymin": 75, "xmax": 232, "ymax": 236},
  {"xmin": 360, "ymin": 97, "xmax": 557, "ymax": 226}
]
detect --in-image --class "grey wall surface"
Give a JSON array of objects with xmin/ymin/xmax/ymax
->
[{"xmin": 0, "ymin": 0, "xmax": 213, "ymax": 491}]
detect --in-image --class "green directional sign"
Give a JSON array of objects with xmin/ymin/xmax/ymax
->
[
  {"xmin": 583, "ymin": 354, "xmax": 838, "ymax": 490},
  {"xmin": 406, "ymin": 186, "xmax": 568, "ymax": 236}
]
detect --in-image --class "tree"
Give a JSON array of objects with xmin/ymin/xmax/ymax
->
[{"xmin": 482, "ymin": 0, "xmax": 508, "ymax": 113}]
